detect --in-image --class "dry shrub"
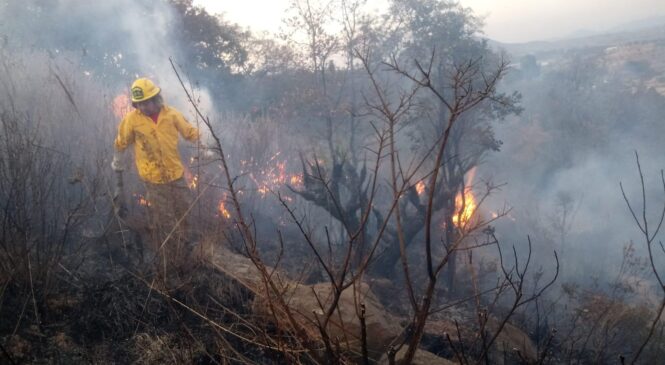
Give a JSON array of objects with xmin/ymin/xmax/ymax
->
[
  {"xmin": 132, "ymin": 333, "xmax": 203, "ymax": 364},
  {"xmin": 2, "ymin": 334, "xmax": 31, "ymax": 361},
  {"xmin": 0, "ymin": 49, "xmax": 115, "ymax": 295},
  {"xmin": 560, "ymin": 289, "xmax": 665, "ymax": 362}
]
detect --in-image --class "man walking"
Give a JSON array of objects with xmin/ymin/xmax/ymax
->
[{"xmin": 112, "ymin": 77, "xmax": 199, "ymax": 272}]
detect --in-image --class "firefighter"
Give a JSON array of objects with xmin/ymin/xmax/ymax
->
[{"xmin": 111, "ymin": 77, "xmax": 199, "ymax": 271}]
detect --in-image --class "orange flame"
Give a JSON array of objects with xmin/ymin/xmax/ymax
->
[
  {"xmin": 189, "ymin": 175, "xmax": 198, "ymax": 189},
  {"xmin": 452, "ymin": 189, "xmax": 476, "ymax": 227},
  {"xmin": 217, "ymin": 194, "xmax": 231, "ymax": 219},
  {"xmin": 112, "ymin": 93, "xmax": 131, "ymax": 119},
  {"xmin": 416, "ymin": 181, "xmax": 426, "ymax": 195},
  {"xmin": 290, "ymin": 174, "xmax": 303, "ymax": 186},
  {"xmin": 133, "ymin": 193, "xmax": 151, "ymax": 207},
  {"xmin": 182, "ymin": 166, "xmax": 199, "ymax": 190},
  {"xmin": 184, "ymin": 170, "xmax": 198, "ymax": 189},
  {"xmin": 452, "ymin": 168, "xmax": 477, "ymax": 227},
  {"xmin": 248, "ymin": 154, "xmax": 303, "ymax": 198}
]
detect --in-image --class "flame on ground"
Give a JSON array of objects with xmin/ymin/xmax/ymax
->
[
  {"xmin": 133, "ymin": 193, "xmax": 151, "ymax": 207},
  {"xmin": 218, "ymin": 198, "xmax": 231, "ymax": 219},
  {"xmin": 290, "ymin": 174, "xmax": 303, "ymax": 186},
  {"xmin": 245, "ymin": 154, "xmax": 303, "ymax": 198},
  {"xmin": 183, "ymin": 168, "xmax": 198, "ymax": 190},
  {"xmin": 189, "ymin": 175, "xmax": 198, "ymax": 189}
]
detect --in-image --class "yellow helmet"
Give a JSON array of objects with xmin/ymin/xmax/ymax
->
[{"xmin": 130, "ymin": 78, "xmax": 161, "ymax": 102}]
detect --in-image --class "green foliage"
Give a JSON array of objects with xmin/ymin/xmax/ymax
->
[
  {"xmin": 385, "ymin": 0, "xmax": 484, "ymax": 64},
  {"xmin": 169, "ymin": 0, "xmax": 249, "ymax": 73},
  {"xmin": 380, "ymin": 0, "xmax": 520, "ymax": 170}
]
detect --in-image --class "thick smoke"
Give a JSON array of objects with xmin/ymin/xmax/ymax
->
[
  {"xmin": 0, "ymin": 0, "xmax": 218, "ymax": 115},
  {"xmin": 483, "ymin": 57, "xmax": 665, "ymax": 287}
]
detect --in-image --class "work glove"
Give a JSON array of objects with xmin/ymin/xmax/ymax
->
[
  {"xmin": 201, "ymin": 144, "xmax": 217, "ymax": 160},
  {"xmin": 111, "ymin": 150, "xmax": 125, "ymax": 172},
  {"xmin": 196, "ymin": 130, "xmax": 218, "ymax": 161}
]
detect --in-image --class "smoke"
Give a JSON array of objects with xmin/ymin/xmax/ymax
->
[
  {"xmin": 0, "ymin": 1, "xmax": 230, "ymax": 245},
  {"xmin": 2, "ymin": 0, "xmax": 662, "ymax": 291},
  {"xmin": 483, "ymin": 69, "xmax": 665, "ymax": 284},
  {"xmin": 0, "ymin": 0, "xmax": 218, "ymax": 116},
  {"xmin": 105, "ymin": 0, "xmax": 220, "ymax": 116}
]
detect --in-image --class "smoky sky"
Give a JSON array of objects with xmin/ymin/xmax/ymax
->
[
  {"xmin": 197, "ymin": 0, "xmax": 665, "ymax": 43},
  {"xmin": 480, "ymin": 0, "xmax": 665, "ymax": 42}
]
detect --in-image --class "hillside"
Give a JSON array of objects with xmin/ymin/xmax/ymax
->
[
  {"xmin": 491, "ymin": 22, "xmax": 665, "ymax": 95},
  {"xmin": 492, "ymin": 23, "xmax": 665, "ymax": 57}
]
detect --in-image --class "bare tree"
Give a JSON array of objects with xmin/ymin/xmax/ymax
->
[{"xmin": 620, "ymin": 151, "xmax": 665, "ymax": 364}]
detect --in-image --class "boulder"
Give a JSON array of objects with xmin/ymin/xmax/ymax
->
[
  {"xmin": 421, "ymin": 314, "xmax": 536, "ymax": 364},
  {"xmin": 379, "ymin": 347, "xmax": 458, "ymax": 365},
  {"xmin": 279, "ymin": 281, "xmax": 402, "ymax": 359},
  {"xmin": 489, "ymin": 320, "xmax": 537, "ymax": 363},
  {"xmin": 208, "ymin": 246, "xmax": 401, "ymax": 360}
]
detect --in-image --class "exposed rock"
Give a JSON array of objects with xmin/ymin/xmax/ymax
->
[
  {"xmin": 207, "ymin": 246, "xmax": 538, "ymax": 363},
  {"xmin": 378, "ymin": 347, "xmax": 458, "ymax": 365},
  {"xmin": 421, "ymin": 313, "xmax": 536, "ymax": 364},
  {"xmin": 281, "ymin": 281, "xmax": 401, "ymax": 359},
  {"xmin": 489, "ymin": 320, "xmax": 537, "ymax": 363},
  {"xmin": 209, "ymin": 246, "xmax": 401, "ymax": 360}
]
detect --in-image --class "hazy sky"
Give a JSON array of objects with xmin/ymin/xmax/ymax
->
[{"xmin": 195, "ymin": 0, "xmax": 665, "ymax": 43}]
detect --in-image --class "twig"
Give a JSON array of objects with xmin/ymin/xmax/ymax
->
[
  {"xmin": 27, "ymin": 255, "xmax": 40, "ymax": 325},
  {"xmin": 620, "ymin": 152, "xmax": 665, "ymax": 364}
]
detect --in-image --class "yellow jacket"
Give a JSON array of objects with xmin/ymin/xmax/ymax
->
[{"xmin": 114, "ymin": 105, "xmax": 199, "ymax": 184}]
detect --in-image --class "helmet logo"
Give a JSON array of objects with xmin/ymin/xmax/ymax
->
[{"xmin": 132, "ymin": 87, "xmax": 144, "ymax": 100}]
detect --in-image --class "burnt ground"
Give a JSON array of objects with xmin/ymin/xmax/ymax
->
[
  {"xmin": 0, "ymin": 209, "xmax": 290, "ymax": 365},
  {"xmin": 0, "ymin": 259, "xmax": 266, "ymax": 364}
]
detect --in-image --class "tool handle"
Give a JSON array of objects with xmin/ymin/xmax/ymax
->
[{"xmin": 113, "ymin": 170, "xmax": 128, "ymax": 218}]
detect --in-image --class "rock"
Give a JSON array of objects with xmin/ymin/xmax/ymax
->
[
  {"xmin": 378, "ymin": 347, "xmax": 458, "ymax": 365},
  {"xmin": 489, "ymin": 320, "xmax": 537, "ymax": 363},
  {"xmin": 281, "ymin": 281, "xmax": 402, "ymax": 359},
  {"xmin": 421, "ymin": 313, "xmax": 537, "ymax": 364},
  {"xmin": 209, "ymin": 246, "xmax": 401, "ymax": 360}
]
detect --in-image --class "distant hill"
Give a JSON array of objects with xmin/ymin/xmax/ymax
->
[
  {"xmin": 610, "ymin": 15, "xmax": 665, "ymax": 33},
  {"xmin": 487, "ymin": 18, "xmax": 665, "ymax": 96},
  {"xmin": 490, "ymin": 22, "xmax": 665, "ymax": 57}
]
